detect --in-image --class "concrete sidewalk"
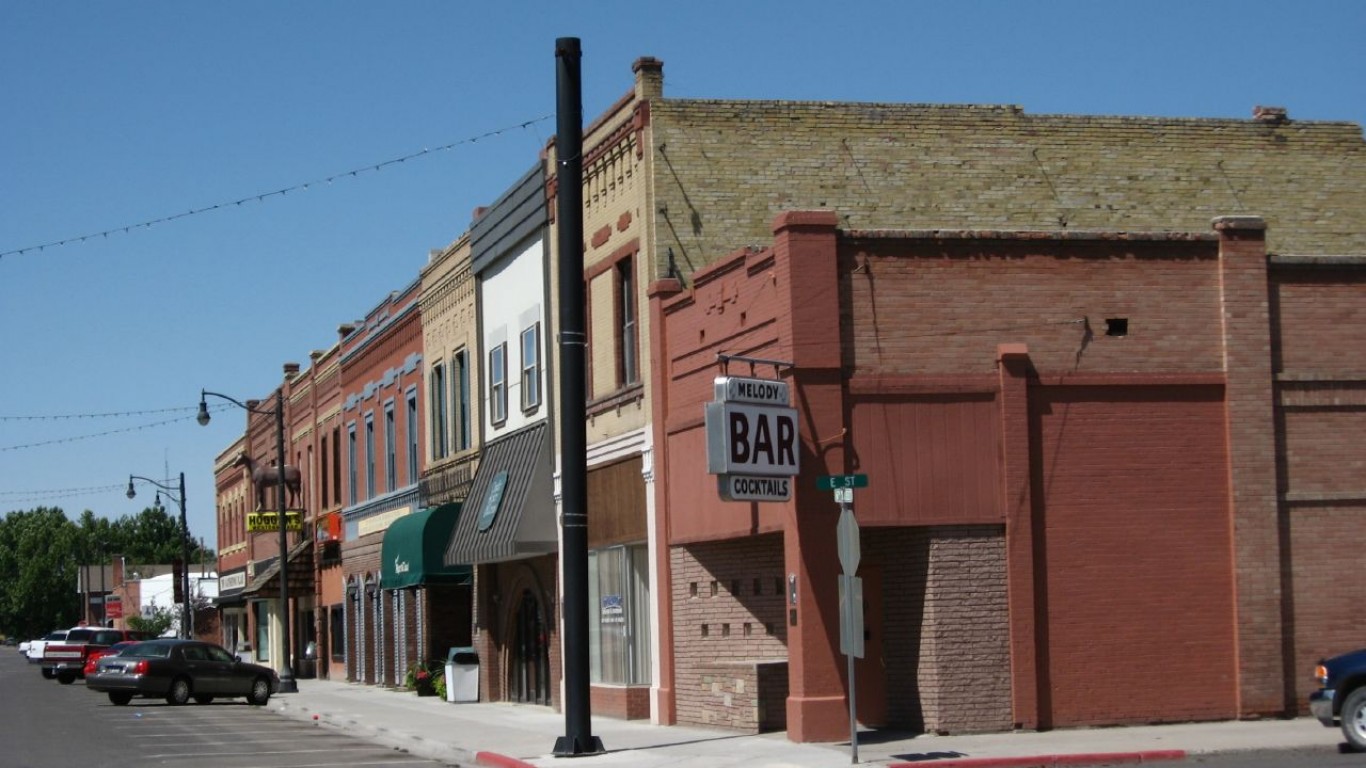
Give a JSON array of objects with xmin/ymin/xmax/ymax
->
[{"xmin": 267, "ymin": 677, "xmax": 1346, "ymax": 767}]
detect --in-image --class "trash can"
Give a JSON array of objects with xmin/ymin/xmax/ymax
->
[
  {"xmin": 298, "ymin": 641, "xmax": 318, "ymax": 679},
  {"xmin": 444, "ymin": 646, "xmax": 479, "ymax": 703}
]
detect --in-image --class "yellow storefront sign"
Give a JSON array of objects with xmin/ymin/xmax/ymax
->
[{"xmin": 247, "ymin": 510, "xmax": 304, "ymax": 532}]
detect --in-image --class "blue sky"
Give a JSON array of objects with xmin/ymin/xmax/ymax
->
[{"xmin": 2, "ymin": 1, "xmax": 1363, "ymax": 547}]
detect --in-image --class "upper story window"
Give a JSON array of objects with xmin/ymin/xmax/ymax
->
[
  {"xmin": 618, "ymin": 257, "xmax": 638, "ymax": 387},
  {"xmin": 320, "ymin": 433, "xmax": 330, "ymax": 509},
  {"xmin": 332, "ymin": 426, "xmax": 342, "ymax": 506},
  {"xmin": 347, "ymin": 424, "xmax": 357, "ymax": 506},
  {"xmin": 430, "ymin": 363, "xmax": 449, "ymax": 460},
  {"xmin": 521, "ymin": 323, "xmax": 541, "ymax": 412},
  {"xmin": 489, "ymin": 342, "xmax": 508, "ymax": 425},
  {"xmin": 406, "ymin": 388, "xmax": 419, "ymax": 483},
  {"xmin": 364, "ymin": 414, "xmax": 375, "ymax": 500},
  {"xmin": 454, "ymin": 349, "xmax": 471, "ymax": 451},
  {"xmin": 384, "ymin": 401, "xmax": 396, "ymax": 493}
]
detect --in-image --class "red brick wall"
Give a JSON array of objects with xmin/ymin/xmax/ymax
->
[
  {"xmin": 848, "ymin": 395, "xmax": 1003, "ymax": 526},
  {"xmin": 1271, "ymin": 265, "xmax": 1366, "ymax": 710},
  {"xmin": 590, "ymin": 683, "xmax": 651, "ymax": 720},
  {"xmin": 670, "ymin": 535, "xmax": 788, "ymax": 731},
  {"xmin": 1032, "ymin": 384, "xmax": 1237, "ymax": 726},
  {"xmin": 844, "ymin": 235, "xmax": 1224, "ymax": 377}
]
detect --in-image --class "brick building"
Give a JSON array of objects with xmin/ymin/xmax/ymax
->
[
  {"xmin": 287, "ymin": 337, "xmax": 345, "ymax": 679},
  {"xmin": 561, "ymin": 58, "xmax": 1366, "ymax": 740},
  {"xmin": 444, "ymin": 164, "xmax": 561, "ymax": 708},
  {"xmin": 337, "ymin": 279, "xmax": 471, "ymax": 688}
]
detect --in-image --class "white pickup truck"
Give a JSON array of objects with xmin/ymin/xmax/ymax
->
[{"xmin": 25, "ymin": 629, "xmax": 71, "ymax": 677}]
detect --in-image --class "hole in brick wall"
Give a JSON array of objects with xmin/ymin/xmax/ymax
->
[
  {"xmin": 740, "ymin": 311, "xmax": 747, "ymax": 324},
  {"xmin": 765, "ymin": 622, "xmax": 775, "ymax": 635},
  {"xmin": 731, "ymin": 579, "xmax": 740, "ymax": 595},
  {"xmin": 1106, "ymin": 318, "xmax": 1128, "ymax": 337},
  {"xmin": 722, "ymin": 623, "xmax": 730, "ymax": 637},
  {"xmin": 701, "ymin": 624, "xmax": 709, "ymax": 637},
  {"xmin": 699, "ymin": 329, "xmax": 706, "ymax": 343},
  {"xmin": 744, "ymin": 623, "xmax": 752, "ymax": 636},
  {"xmin": 753, "ymin": 578, "xmax": 762, "ymax": 595},
  {"xmin": 690, "ymin": 582, "xmax": 698, "ymax": 598},
  {"xmin": 710, "ymin": 581, "xmax": 719, "ymax": 597}
]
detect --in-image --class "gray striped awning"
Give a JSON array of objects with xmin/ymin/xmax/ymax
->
[{"xmin": 444, "ymin": 422, "xmax": 557, "ymax": 565}]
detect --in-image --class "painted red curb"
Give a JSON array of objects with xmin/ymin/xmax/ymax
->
[
  {"xmin": 475, "ymin": 751, "xmax": 538, "ymax": 768},
  {"xmin": 887, "ymin": 750, "xmax": 1187, "ymax": 768}
]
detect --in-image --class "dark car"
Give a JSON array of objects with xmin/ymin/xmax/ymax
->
[
  {"xmin": 1310, "ymin": 647, "xmax": 1366, "ymax": 750},
  {"xmin": 86, "ymin": 638, "xmax": 279, "ymax": 706}
]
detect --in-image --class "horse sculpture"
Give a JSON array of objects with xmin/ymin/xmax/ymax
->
[{"xmin": 234, "ymin": 452, "xmax": 302, "ymax": 510}]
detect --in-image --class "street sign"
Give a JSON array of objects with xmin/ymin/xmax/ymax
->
[
  {"xmin": 837, "ymin": 507, "xmax": 860, "ymax": 575},
  {"xmin": 817, "ymin": 474, "xmax": 868, "ymax": 491},
  {"xmin": 833, "ymin": 488, "xmax": 852, "ymax": 504},
  {"xmin": 839, "ymin": 574, "xmax": 865, "ymax": 658}
]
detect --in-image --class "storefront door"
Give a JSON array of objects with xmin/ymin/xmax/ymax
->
[{"xmin": 512, "ymin": 589, "xmax": 550, "ymax": 705}]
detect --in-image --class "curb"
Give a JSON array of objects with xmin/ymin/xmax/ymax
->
[
  {"xmin": 476, "ymin": 751, "xmax": 538, "ymax": 768},
  {"xmin": 887, "ymin": 750, "xmax": 1187, "ymax": 767}
]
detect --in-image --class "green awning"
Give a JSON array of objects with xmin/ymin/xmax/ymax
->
[{"xmin": 380, "ymin": 503, "xmax": 472, "ymax": 590}]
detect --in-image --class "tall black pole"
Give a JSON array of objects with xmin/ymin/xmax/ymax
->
[
  {"xmin": 552, "ymin": 36, "xmax": 601, "ymax": 758},
  {"xmin": 178, "ymin": 472, "xmax": 191, "ymax": 639},
  {"xmin": 275, "ymin": 388, "xmax": 298, "ymax": 693}
]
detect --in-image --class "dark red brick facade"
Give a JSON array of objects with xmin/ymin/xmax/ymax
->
[{"xmin": 651, "ymin": 211, "xmax": 1363, "ymax": 738}]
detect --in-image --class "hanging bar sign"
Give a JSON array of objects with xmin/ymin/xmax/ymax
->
[{"xmin": 706, "ymin": 375, "xmax": 799, "ymax": 502}]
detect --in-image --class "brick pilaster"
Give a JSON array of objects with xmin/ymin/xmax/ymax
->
[
  {"xmin": 1215, "ymin": 215, "xmax": 1284, "ymax": 716},
  {"xmin": 997, "ymin": 343, "xmax": 1040, "ymax": 729},
  {"xmin": 770, "ymin": 211, "xmax": 848, "ymax": 742}
]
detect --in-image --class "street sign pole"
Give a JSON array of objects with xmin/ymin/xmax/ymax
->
[{"xmin": 837, "ymin": 501, "xmax": 860, "ymax": 764}]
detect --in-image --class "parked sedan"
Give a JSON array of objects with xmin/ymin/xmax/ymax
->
[{"xmin": 86, "ymin": 638, "xmax": 279, "ymax": 706}]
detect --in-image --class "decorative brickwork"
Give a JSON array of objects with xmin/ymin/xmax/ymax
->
[
  {"xmin": 670, "ymin": 535, "xmax": 787, "ymax": 731},
  {"xmin": 865, "ymin": 525, "xmax": 1011, "ymax": 734}
]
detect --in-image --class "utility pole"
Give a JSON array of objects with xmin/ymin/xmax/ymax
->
[{"xmin": 552, "ymin": 35, "xmax": 602, "ymax": 758}]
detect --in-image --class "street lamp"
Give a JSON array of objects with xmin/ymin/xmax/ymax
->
[
  {"xmin": 126, "ymin": 472, "xmax": 191, "ymax": 639},
  {"xmin": 198, "ymin": 387, "xmax": 298, "ymax": 694}
]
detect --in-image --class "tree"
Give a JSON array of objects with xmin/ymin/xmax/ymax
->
[
  {"xmin": 0, "ymin": 507, "xmax": 82, "ymax": 639},
  {"xmin": 126, "ymin": 604, "xmax": 175, "ymax": 638},
  {"xmin": 0, "ymin": 504, "xmax": 217, "ymax": 641}
]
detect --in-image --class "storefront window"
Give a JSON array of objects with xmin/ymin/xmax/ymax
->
[
  {"xmin": 254, "ymin": 601, "xmax": 270, "ymax": 662},
  {"xmin": 588, "ymin": 544, "xmax": 651, "ymax": 685}
]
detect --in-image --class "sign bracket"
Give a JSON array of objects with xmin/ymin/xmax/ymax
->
[{"xmin": 717, "ymin": 352, "xmax": 794, "ymax": 377}]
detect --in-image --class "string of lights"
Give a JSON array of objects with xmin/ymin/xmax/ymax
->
[
  {"xmin": 0, "ymin": 405, "xmax": 201, "ymax": 421},
  {"xmin": 0, "ymin": 484, "xmax": 126, "ymax": 502},
  {"xmin": 0, "ymin": 404, "xmax": 231, "ymax": 452},
  {"xmin": 1, "ymin": 115, "xmax": 555, "ymax": 260}
]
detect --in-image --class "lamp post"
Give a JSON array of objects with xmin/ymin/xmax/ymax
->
[
  {"xmin": 98, "ymin": 543, "xmax": 106, "ymax": 627},
  {"xmin": 127, "ymin": 472, "xmax": 191, "ymax": 638},
  {"xmin": 199, "ymin": 387, "xmax": 298, "ymax": 693}
]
